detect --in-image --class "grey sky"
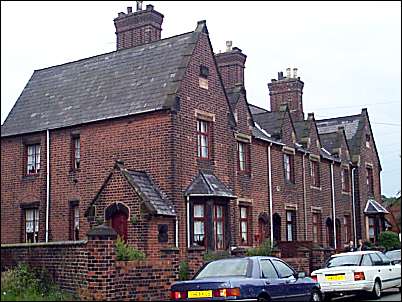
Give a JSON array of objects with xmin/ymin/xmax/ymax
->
[{"xmin": 1, "ymin": 1, "xmax": 401, "ymax": 196}]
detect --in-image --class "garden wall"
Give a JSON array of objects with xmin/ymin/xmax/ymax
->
[{"xmin": 1, "ymin": 225, "xmax": 180, "ymax": 301}]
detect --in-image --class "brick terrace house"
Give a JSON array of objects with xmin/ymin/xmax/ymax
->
[{"xmin": 1, "ymin": 4, "xmax": 388, "ymax": 265}]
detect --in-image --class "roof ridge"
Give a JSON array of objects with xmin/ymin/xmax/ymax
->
[
  {"xmin": 34, "ymin": 31, "xmax": 195, "ymax": 73},
  {"xmin": 249, "ymin": 103, "xmax": 269, "ymax": 111},
  {"xmin": 316, "ymin": 113, "xmax": 362, "ymax": 122}
]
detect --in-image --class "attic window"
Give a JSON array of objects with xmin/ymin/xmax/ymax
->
[
  {"xmin": 199, "ymin": 65, "xmax": 209, "ymax": 78},
  {"xmin": 365, "ymin": 134, "xmax": 370, "ymax": 148},
  {"xmin": 199, "ymin": 65, "xmax": 209, "ymax": 89}
]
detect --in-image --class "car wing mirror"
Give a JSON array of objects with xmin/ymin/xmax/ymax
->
[{"xmin": 296, "ymin": 272, "xmax": 306, "ymax": 279}]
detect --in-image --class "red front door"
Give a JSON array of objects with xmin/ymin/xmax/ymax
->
[{"xmin": 111, "ymin": 211, "xmax": 128, "ymax": 242}]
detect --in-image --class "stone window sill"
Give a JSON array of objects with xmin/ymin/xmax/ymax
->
[
  {"xmin": 310, "ymin": 186, "xmax": 322, "ymax": 191},
  {"xmin": 22, "ymin": 174, "xmax": 39, "ymax": 181},
  {"xmin": 187, "ymin": 246, "xmax": 206, "ymax": 252},
  {"xmin": 341, "ymin": 191, "xmax": 350, "ymax": 195}
]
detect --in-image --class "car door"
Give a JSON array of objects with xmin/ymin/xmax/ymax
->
[
  {"xmin": 271, "ymin": 259, "xmax": 310, "ymax": 302},
  {"xmin": 259, "ymin": 259, "xmax": 286, "ymax": 301},
  {"xmin": 369, "ymin": 252, "xmax": 390, "ymax": 289},
  {"xmin": 377, "ymin": 252, "xmax": 400, "ymax": 288}
]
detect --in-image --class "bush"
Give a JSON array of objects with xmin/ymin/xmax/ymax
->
[
  {"xmin": 246, "ymin": 240, "xmax": 273, "ymax": 256},
  {"xmin": 1, "ymin": 264, "xmax": 74, "ymax": 301},
  {"xmin": 378, "ymin": 231, "xmax": 401, "ymax": 251},
  {"xmin": 203, "ymin": 250, "xmax": 230, "ymax": 262},
  {"xmin": 115, "ymin": 236, "xmax": 146, "ymax": 261},
  {"xmin": 178, "ymin": 261, "xmax": 190, "ymax": 281}
]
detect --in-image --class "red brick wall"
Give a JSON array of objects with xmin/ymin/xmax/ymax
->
[
  {"xmin": 1, "ymin": 241, "xmax": 87, "ymax": 293},
  {"xmin": 1, "ymin": 111, "xmax": 174, "ymax": 245},
  {"xmin": 355, "ymin": 112, "xmax": 383, "ymax": 241}
]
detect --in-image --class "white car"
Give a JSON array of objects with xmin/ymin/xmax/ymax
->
[{"xmin": 311, "ymin": 250, "xmax": 401, "ymax": 301}]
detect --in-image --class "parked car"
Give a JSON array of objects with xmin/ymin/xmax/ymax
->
[
  {"xmin": 171, "ymin": 256, "xmax": 322, "ymax": 301},
  {"xmin": 385, "ymin": 249, "xmax": 401, "ymax": 265},
  {"xmin": 311, "ymin": 250, "xmax": 401, "ymax": 301}
]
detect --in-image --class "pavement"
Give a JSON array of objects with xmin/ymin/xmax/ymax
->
[{"xmin": 332, "ymin": 288, "xmax": 401, "ymax": 301}]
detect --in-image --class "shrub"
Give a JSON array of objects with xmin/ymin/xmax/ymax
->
[
  {"xmin": 378, "ymin": 231, "xmax": 401, "ymax": 251},
  {"xmin": 178, "ymin": 261, "xmax": 190, "ymax": 281},
  {"xmin": 115, "ymin": 236, "xmax": 146, "ymax": 261},
  {"xmin": 1, "ymin": 264, "xmax": 75, "ymax": 301},
  {"xmin": 246, "ymin": 240, "xmax": 273, "ymax": 256},
  {"xmin": 203, "ymin": 250, "xmax": 230, "ymax": 262}
]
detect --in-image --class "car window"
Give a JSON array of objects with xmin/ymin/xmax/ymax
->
[
  {"xmin": 361, "ymin": 255, "xmax": 372, "ymax": 266},
  {"xmin": 195, "ymin": 259, "xmax": 249, "ymax": 279},
  {"xmin": 260, "ymin": 260, "xmax": 278, "ymax": 279},
  {"xmin": 369, "ymin": 253, "xmax": 383, "ymax": 266},
  {"xmin": 326, "ymin": 255, "xmax": 361, "ymax": 268},
  {"xmin": 377, "ymin": 252, "xmax": 391, "ymax": 265},
  {"xmin": 385, "ymin": 250, "xmax": 401, "ymax": 261},
  {"xmin": 272, "ymin": 260, "xmax": 295, "ymax": 278}
]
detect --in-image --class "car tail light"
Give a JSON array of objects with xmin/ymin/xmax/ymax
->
[
  {"xmin": 212, "ymin": 288, "xmax": 241, "ymax": 297},
  {"xmin": 170, "ymin": 291, "xmax": 187, "ymax": 300},
  {"xmin": 354, "ymin": 272, "xmax": 365, "ymax": 281},
  {"xmin": 311, "ymin": 275, "xmax": 318, "ymax": 282}
]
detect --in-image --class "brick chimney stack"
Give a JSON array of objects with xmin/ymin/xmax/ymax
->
[
  {"xmin": 114, "ymin": 4, "xmax": 164, "ymax": 50},
  {"xmin": 215, "ymin": 42, "xmax": 247, "ymax": 91},
  {"xmin": 268, "ymin": 68, "xmax": 304, "ymax": 122}
]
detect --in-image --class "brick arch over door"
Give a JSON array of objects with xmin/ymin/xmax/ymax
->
[{"xmin": 105, "ymin": 202, "xmax": 130, "ymax": 242}]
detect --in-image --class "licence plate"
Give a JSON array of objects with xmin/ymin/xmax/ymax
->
[
  {"xmin": 325, "ymin": 274, "xmax": 345, "ymax": 281},
  {"xmin": 188, "ymin": 290, "xmax": 213, "ymax": 298}
]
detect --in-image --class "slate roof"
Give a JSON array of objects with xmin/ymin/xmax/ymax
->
[
  {"xmin": 316, "ymin": 113, "xmax": 363, "ymax": 156},
  {"xmin": 294, "ymin": 120, "xmax": 310, "ymax": 142},
  {"xmin": 87, "ymin": 161, "xmax": 176, "ymax": 217},
  {"xmin": 1, "ymin": 30, "xmax": 201, "ymax": 137},
  {"xmin": 185, "ymin": 171, "xmax": 236, "ymax": 198},
  {"xmin": 252, "ymin": 111, "xmax": 285, "ymax": 139},
  {"xmin": 123, "ymin": 169, "xmax": 176, "ymax": 216},
  {"xmin": 364, "ymin": 199, "xmax": 389, "ymax": 214},
  {"xmin": 319, "ymin": 131, "xmax": 341, "ymax": 154},
  {"xmin": 249, "ymin": 104, "xmax": 269, "ymax": 115},
  {"xmin": 226, "ymin": 86, "xmax": 242, "ymax": 111}
]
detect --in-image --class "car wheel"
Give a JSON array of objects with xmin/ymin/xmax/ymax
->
[
  {"xmin": 322, "ymin": 293, "xmax": 333, "ymax": 302},
  {"xmin": 310, "ymin": 289, "xmax": 322, "ymax": 302},
  {"xmin": 371, "ymin": 280, "xmax": 381, "ymax": 299},
  {"xmin": 257, "ymin": 294, "xmax": 270, "ymax": 302}
]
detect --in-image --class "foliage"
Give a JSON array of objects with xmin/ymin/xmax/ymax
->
[
  {"xmin": 246, "ymin": 240, "xmax": 273, "ymax": 256},
  {"xmin": 130, "ymin": 215, "xmax": 138, "ymax": 225},
  {"xmin": 115, "ymin": 236, "xmax": 146, "ymax": 261},
  {"xmin": 203, "ymin": 250, "xmax": 230, "ymax": 262},
  {"xmin": 178, "ymin": 261, "xmax": 190, "ymax": 281},
  {"xmin": 378, "ymin": 231, "xmax": 401, "ymax": 251},
  {"xmin": 1, "ymin": 263, "xmax": 75, "ymax": 301}
]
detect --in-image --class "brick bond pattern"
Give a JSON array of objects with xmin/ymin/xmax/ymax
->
[{"xmin": 1, "ymin": 4, "xmax": 384, "ymax": 301}]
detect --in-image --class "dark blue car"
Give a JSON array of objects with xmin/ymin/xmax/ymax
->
[{"xmin": 171, "ymin": 256, "xmax": 322, "ymax": 301}]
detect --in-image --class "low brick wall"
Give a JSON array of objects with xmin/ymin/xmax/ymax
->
[
  {"xmin": 1, "ymin": 225, "xmax": 181, "ymax": 301},
  {"xmin": 282, "ymin": 257, "xmax": 310, "ymax": 274},
  {"xmin": 1, "ymin": 241, "xmax": 88, "ymax": 293},
  {"xmin": 115, "ymin": 251, "xmax": 179, "ymax": 301}
]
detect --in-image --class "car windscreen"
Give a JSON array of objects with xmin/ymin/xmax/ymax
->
[
  {"xmin": 195, "ymin": 259, "xmax": 249, "ymax": 279},
  {"xmin": 326, "ymin": 255, "xmax": 362, "ymax": 268},
  {"xmin": 385, "ymin": 250, "xmax": 401, "ymax": 261}
]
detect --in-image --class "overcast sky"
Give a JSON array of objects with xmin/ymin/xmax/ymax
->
[{"xmin": 1, "ymin": 1, "xmax": 401, "ymax": 196}]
